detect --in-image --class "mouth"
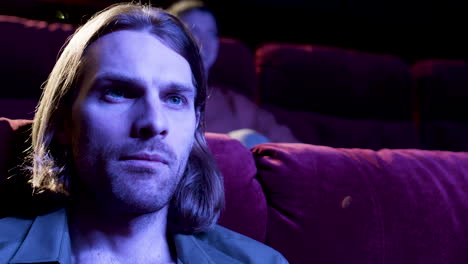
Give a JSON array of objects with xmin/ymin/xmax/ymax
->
[
  {"xmin": 122, "ymin": 153, "xmax": 168, "ymax": 163},
  {"xmin": 120, "ymin": 153, "xmax": 169, "ymax": 169}
]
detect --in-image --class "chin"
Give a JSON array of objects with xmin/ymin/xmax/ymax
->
[
  {"xmin": 109, "ymin": 181, "xmax": 176, "ymax": 215},
  {"xmin": 109, "ymin": 193, "xmax": 170, "ymax": 215},
  {"xmin": 123, "ymin": 201, "xmax": 168, "ymax": 215}
]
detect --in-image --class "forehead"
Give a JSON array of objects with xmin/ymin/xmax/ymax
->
[{"xmin": 81, "ymin": 30, "xmax": 194, "ymax": 89}]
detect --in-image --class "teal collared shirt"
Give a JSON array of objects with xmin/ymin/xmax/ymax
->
[{"xmin": 0, "ymin": 209, "xmax": 288, "ymax": 264}]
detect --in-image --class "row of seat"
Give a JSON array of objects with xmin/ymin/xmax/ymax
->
[
  {"xmin": 210, "ymin": 39, "xmax": 468, "ymax": 151},
  {"xmin": 1, "ymin": 15, "xmax": 467, "ymax": 151},
  {"xmin": 212, "ymin": 38, "xmax": 468, "ymax": 123}
]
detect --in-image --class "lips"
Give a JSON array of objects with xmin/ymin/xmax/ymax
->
[{"xmin": 120, "ymin": 153, "xmax": 169, "ymax": 165}]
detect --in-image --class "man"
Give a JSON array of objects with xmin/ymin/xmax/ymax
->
[
  {"xmin": 168, "ymin": 1, "xmax": 300, "ymax": 148},
  {"xmin": 0, "ymin": 3, "xmax": 287, "ymax": 263}
]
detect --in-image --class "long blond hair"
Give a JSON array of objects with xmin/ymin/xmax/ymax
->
[{"xmin": 30, "ymin": 3, "xmax": 224, "ymax": 233}]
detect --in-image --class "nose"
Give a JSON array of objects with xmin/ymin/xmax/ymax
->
[{"xmin": 131, "ymin": 97, "xmax": 168, "ymax": 139}]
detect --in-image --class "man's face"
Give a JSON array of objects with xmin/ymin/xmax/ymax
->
[
  {"xmin": 67, "ymin": 30, "xmax": 198, "ymax": 214},
  {"xmin": 180, "ymin": 10, "xmax": 219, "ymax": 74}
]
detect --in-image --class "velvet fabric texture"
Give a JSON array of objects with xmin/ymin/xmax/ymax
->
[
  {"xmin": 208, "ymin": 37, "xmax": 257, "ymax": 101},
  {"xmin": 0, "ymin": 98, "xmax": 37, "ymax": 120},
  {"xmin": 205, "ymin": 132, "xmax": 267, "ymax": 243},
  {"xmin": 0, "ymin": 15, "xmax": 74, "ymax": 98},
  {"xmin": 253, "ymin": 142, "xmax": 468, "ymax": 264},
  {"xmin": 256, "ymin": 43, "xmax": 413, "ymax": 120}
]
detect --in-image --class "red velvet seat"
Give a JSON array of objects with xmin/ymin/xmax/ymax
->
[
  {"xmin": 209, "ymin": 37, "xmax": 257, "ymax": 100},
  {"xmin": 256, "ymin": 43, "xmax": 414, "ymax": 120},
  {"xmin": 0, "ymin": 15, "xmax": 74, "ymax": 99}
]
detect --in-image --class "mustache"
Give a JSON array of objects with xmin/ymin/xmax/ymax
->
[{"xmin": 118, "ymin": 139, "xmax": 177, "ymax": 162}]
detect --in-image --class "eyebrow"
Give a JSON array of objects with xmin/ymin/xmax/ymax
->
[
  {"xmin": 92, "ymin": 72, "xmax": 196, "ymax": 94},
  {"xmin": 166, "ymin": 83, "xmax": 196, "ymax": 95},
  {"xmin": 93, "ymin": 72, "xmax": 145, "ymax": 87}
]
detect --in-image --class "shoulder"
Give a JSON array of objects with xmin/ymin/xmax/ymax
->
[
  {"xmin": 0, "ymin": 216, "xmax": 34, "ymax": 263},
  {"xmin": 191, "ymin": 225, "xmax": 288, "ymax": 263}
]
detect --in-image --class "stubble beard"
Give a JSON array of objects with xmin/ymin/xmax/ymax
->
[
  {"xmin": 71, "ymin": 138, "xmax": 193, "ymax": 216},
  {"xmin": 108, "ymin": 154, "xmax": 190, "ymax": 215}
]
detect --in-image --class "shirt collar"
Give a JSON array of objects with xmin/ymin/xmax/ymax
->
[
  {"xmin": 9, "ymin": 208, "xmax": 72, "ymax": 264},
  {"xmin": 9, "ymin": 209, "xmax": 241, "ymax": 264},
  {"xmin": 174, "ymin": 232, "xmax": 243, "ymax": 264},
  {"xmin": 173, "ymin": 233, "xmax": 216, "ymax": 264}
]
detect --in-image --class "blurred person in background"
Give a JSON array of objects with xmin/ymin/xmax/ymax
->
[{"xmin": 168, "ymin": 0, "xmax": 300, "ymax": 148}]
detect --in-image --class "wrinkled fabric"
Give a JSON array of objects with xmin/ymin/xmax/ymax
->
[{"xmin": 253, "ymin": 142, "xmax": 468, "ymax": 264}]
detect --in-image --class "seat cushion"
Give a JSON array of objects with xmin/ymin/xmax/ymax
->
[
  {"xmin": 253, "ymin": 142, "xmax": 468, "ymax": 264},
  {"xmin": 206, "ymin": 132, "xmax": 267, "ymax": 242}
]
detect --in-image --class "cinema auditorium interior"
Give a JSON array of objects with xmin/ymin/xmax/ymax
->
[{"xmin": 1, "ymin": 0, "xmax": 467, "ymax": 263}]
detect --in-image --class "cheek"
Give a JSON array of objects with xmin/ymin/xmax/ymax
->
[
  {"xmin": 70, "ymin": 110, "xmax": 122, "ymax": 175},
  {"xmin": 71, "ymin": 104, "xmax": 126, "ymax": 152},
  {"xmin": 169, "ymin": 112, "xmax": 198, "ymax": 145}
]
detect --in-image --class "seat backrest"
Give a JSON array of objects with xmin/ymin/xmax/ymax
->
[
  {"xmin": 0, "ymin": 15, "xmax": 74, "ymax": 99},
  {"xmin": 0, "ymin": 98, "xmax": 37, "ymax": 120},
  {"xmin": 256, "ymin": 43, "xmax": 413, "ymax": 120},
  {"xmin": 253, "ymin": 142, "xmax": 468, "ymax": 264},
  {"xmin": 266, "ymin": 105, "xmax": 421, "ymax": 149},
  {"xmin": 209, "ymin": 38, "xmax": 257, "ymax": 100}
]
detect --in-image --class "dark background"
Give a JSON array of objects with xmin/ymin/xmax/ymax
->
[{"xmin": 1, "ymin": 0, "xmax": 467, "ymax": 63}]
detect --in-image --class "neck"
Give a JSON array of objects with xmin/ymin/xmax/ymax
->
[{"xmin": 68, "ymin": 200, "xmax": 176, "ymax": 264}]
